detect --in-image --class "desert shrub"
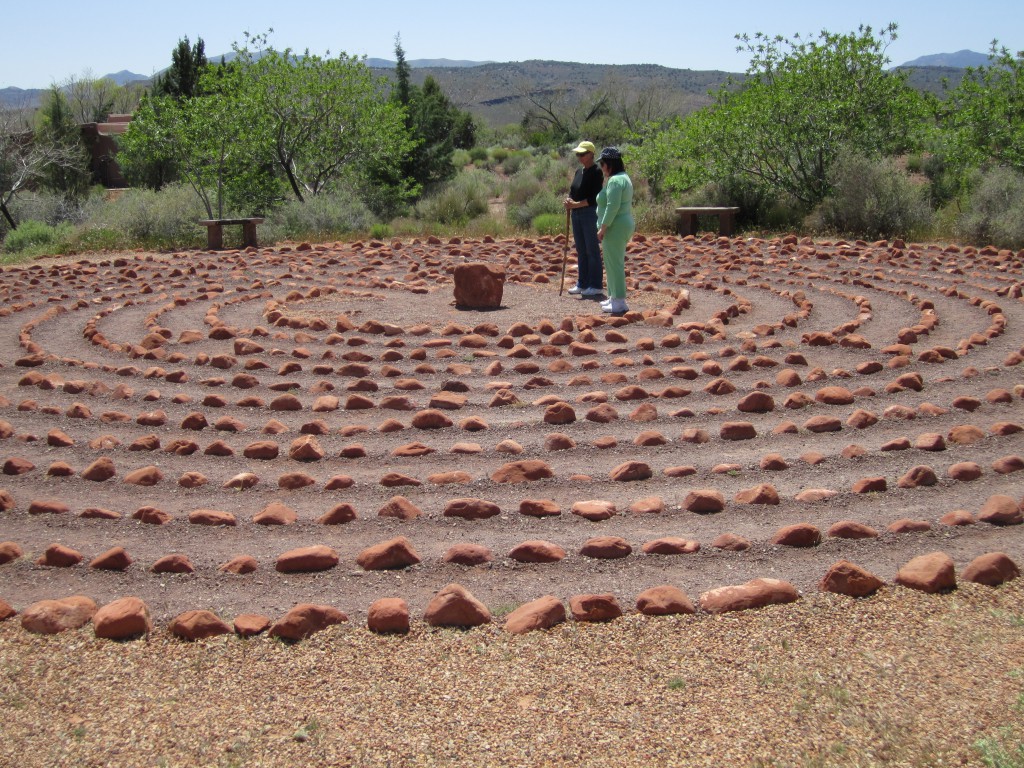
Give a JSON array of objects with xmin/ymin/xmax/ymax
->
[
  {"xmin": 2, "ymin": 220, "xmax": 73, "ymax": 254},
  {"xmin": 957, "ymin": 166, "xmax": 1024, "ymax": 249},
  {"xmin": 633, "ymin": 200, "xmax": 679, "ymax": 235},
  {"xmin": 261, "ymin": 191, "xmax": 375, "ymax": 243},
  {"xmin": 369, "ymin": 223, "xmax": 392, "ymax": 240},
  {"xmin": 8, "ymin": 189, "xmax": 91, "ymax": 228},
  {"xmin": 501, "ymin": 150, "xmax": 531, "ymax": 175},
  {"xmin": 507, "ymin": 188, "xmax": 561, "ymax": 230},
  {"xmin": 532, "ymin": 212, "xmax": 566, "ymax": 236},
  {"xmin": 805, "ymin": 152, "xmax": 933, "ymax": 239},
  {"xmin": 451, "ymin": 149, "xmax": 472, "ymax": 168},
  {"xmin": 468, "ymin": 147, "xmax": 488, "ymax": 164},
  {"xmin": 490, "ymin": 147, "xmax": 509, "ymax": 164},
  {"xmin": 85, "ymin": 184, "xmax": 207, "ymax": 248},
  {"xmin": 506, "ymin": 170, "xmax": 545, "ymax": 207},
  {"xmin": 415, "ymin": 169, "xmax": 491, "ymax": 224}
]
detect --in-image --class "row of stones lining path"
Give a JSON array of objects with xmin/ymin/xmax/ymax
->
[{"xmin": 0, "ymin": 231, "xmax": 1021, "ymax": 640}]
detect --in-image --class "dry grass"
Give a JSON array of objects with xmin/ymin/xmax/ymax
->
[{"xmin": 1, "ymin": 582, "xmax": 1023, "ymax": 767}]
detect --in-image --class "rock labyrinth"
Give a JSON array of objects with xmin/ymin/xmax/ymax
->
[{"xmin": 0, "ymin": 232, "xmax": 1022, "ymax": 639}]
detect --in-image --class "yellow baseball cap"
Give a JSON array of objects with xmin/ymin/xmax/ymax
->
[{"xmin": 572, "ymin": 141, "xmax": 597, "ymax": 155}]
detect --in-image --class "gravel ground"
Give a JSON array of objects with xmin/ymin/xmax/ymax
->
[{"xmin": 1, "ymin": 581, "xmax": 1023, "ymax": 767}]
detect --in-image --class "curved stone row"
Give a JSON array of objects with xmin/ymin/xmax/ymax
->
[{"xmin": 1, "ymin": 550, "xmax": 1018, "ymax": 641}]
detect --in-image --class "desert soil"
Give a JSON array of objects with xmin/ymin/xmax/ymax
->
[{"xmin": 0, "ymin": 232, "xmax": 1022, "ymax": 766}]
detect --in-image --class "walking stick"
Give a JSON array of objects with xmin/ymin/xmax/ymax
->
[{"xmin": 559, "ymin": 208, "xmax": 570, "ymax": 296}]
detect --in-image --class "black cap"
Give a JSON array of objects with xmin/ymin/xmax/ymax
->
[{"xmin": 598, "ymin": 146, "xmax": 622, "ymax": 161}]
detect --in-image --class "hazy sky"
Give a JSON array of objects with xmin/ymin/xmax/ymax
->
[{"xmin": 3, "ymin": 0, "xmax": 1021, "ymax": 89}]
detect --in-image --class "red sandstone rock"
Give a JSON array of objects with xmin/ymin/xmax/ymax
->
[
  {"xmin": 684, "ymin": 489, "xmax": 725, "ymax": 513},
  {"xmin": 508, "ymin": 540, "xmax": 566, "ymax": 563},
  {"xmin": 579, "ymin": 536, "xmax": 632, "ymax": 559},
  {"xmin": 28, "ymin": 499, "xmax": 69, "ymax": 515},
  {"xmin": 699, "ymin": 579, "xmax": 799, "ymax": 614},
  {"xmin": 609, "ymin": 460, "xmax": 653, "ymax": 482},
  {"xmin": 269, "ymin": 603, "xmax": 347, "ymax": 641},
  {"xmin": 711, "ymin": 533, "xmax": 751, "ymax": 551},
  {"xmin": 852, "ymin": 476, "xmax": 887, "ymax": 493},
  {"xmin": 978, "ymin": 494, "xmax": 1023, "ymax": 525},
  {"xmin": 218, "ymin": 555, "xmax": 258, "ymax": 574},
  {"xmin": 151, "ymin": 553, "xmax": 194, "ymax": 574},
  {"xmin": 827, "ymin": 521, "xmax": 879, "ymax": 539},
  {"xmin": 254, "ymin": 502, "xmax": 297, "ymax": 525},
  {"xmin": 491, "ymin": 460, "xmax": 554, "ymax": 483},
  {"xmin": 367, "ymin": 598, "xmax": 410, "ymax": 634},
  {"xmin": 90, "ymin": 546, "xmax": 132, "ymax": 571},
  {"xmin": 93, "ymin": 597, "xmax": 151, "ymax": 640},
  {"xmin": 948, "ymin": 425, "xmax": 986, "ymax": 445},
  {"xmin": 504, "ymin": 596, "xmax": 566, "ymax": 634},
  {"xmin": 569, "ymin": 593, "xmax": 622, "ymax": 622},
  {"xmin": 21, "ymin": 596, "xmax": 97, "ymax": 634},
  {"xmin": 734, "ymin": 484, "xmax": 780, "ymax": 504},
  {"xmin": 36, "ymin": 543, "xmax": 83, "ymax": 567},
  {"xmin": 947, "ymin": 462, "xmax": 983, "ymax": 481},
  {"xmin": 961, "ymin": 553, "xmax": 1020, "ymax": 586},
  {"xmin": 275, "ymin": 545, "xmax": 339, "ymax": 573},
  {"xmin": 81, "ymin": 456, "xmax": 116, "ymax": 481},
  {"xmin": 233, "ymin": 614, "xmax": 271, "ymax": 637},
  {"xmin": 720, "ymin": 421, "xmax": 757, "ymax": 440},
  {"xmin": 771, "ymin": 524, "xmax": 821, "ymax": 547},
  {"xmin": 377, "ymin": 495, "xmax": 423, "ymax": 520},
  {"xmin": 318, "ymin": 503, "xmax": 358, "ymax": 525},
  {"xmin": 518, "ymin": 499, "xmax": 561, "ymax": 517},
  {"xmin": 424, "ymin": 583, "xmax": 491, "ymax": 627},
  {"xmin": 641, "ymin": 537, "xmax": 699, "ymax": 555},
  {"xmin": 0, "ymin": 541, "xmax": 23, "ymax": 565},
  {"xmin": 453, "ymin": 262, "xmax": 505, "ymax": 309},
  {"xmin": 635, "ymin": 585, "xmax": 695, "ymax": 616},
  {"xmin": 897, "ymin": 465, "xmax": 938, "ymax": 488},
  {"xmin": 571, "ymin": 500, "xmax": 617, "ymax": 521},
  {"xmin": 443, "ymin": 543, "xmax": 493, "ymax": 565},
  {"xmin": 888, "ymin": 518, "xmax": 932, "ymax": 533},
  {"xmin": 444, "ymin": 498, "xmax": 501, "ymax": 520},
  {"xmin": 820, "ymin": 561, "xmax": 884, "ymax": 597},
  {"xmin": 189, "ymin": 509, "xmax": 237, "ymax": 527},
  {"xmin": 939, "ymin": 509, "xmax": 975, "ymax": 526},
  {"xmin": 894, "ymin": 552, "xmax": 956, "ymax": 593},
  {"xmin": 357, "ymin": 537, "xmax": 421, "ymax": 570},
  {"xmin": 167, "ymin": 614, "xmax": 232, "ymax": 643},
  {"xmin": 629, "ymin": 496, "xmax": 665, "ymax": 514}
]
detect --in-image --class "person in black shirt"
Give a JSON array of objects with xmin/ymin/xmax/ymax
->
[{"xmin": 563, "ymin": 140, "xmax": 604, "ymax": 297}]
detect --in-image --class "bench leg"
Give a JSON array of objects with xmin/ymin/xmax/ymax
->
[
  {"xmin": 719, "ymin": 213, "xmax": 735, "ymax": 237},
  {"xmin": 205, "ymin": 224, "xmax": 224, "ymax": 250},
  {"xmin": 241, "ymin": 221, "xmax": 259, "ymax": 248},
  {"xmin": 676, "ymin": 213, "xmax": 698, "ymax": 237}
]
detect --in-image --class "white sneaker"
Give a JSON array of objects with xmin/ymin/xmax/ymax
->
[
  {"xmin": 603, "ymin": 298, "xmax": 628, "ymax": 314},
  {"xmin": 600, "ymin": 298, "xmax": 613, "ymax": 310},
  {"xmin": 581, "ymin": 287, "xmax": 603, "ymax": 296},
  {"xmin": 567, "ymin": 284, "xmax": 582, "ymax": 295}
]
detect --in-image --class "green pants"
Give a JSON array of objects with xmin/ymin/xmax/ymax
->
[{"xmin": 602, "ymin": 225, "xmax": 633, "ymax": 299}]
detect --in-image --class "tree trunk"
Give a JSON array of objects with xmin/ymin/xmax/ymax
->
[{"xmin": 0, "ymin": 201, "xmax": 17, "ymax": 230}]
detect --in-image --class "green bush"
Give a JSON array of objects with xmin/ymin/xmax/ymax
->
[
  {"xmin": 508, "ymin": 188, "xmax": 561, "ymax": 230},
  {"xmin": 532, "ymin": 212, "xmax": 566, "ymax": 236},
  {"xmin": 451, "ymin": 149, "xmax": 472, "ymax": 168},
  {"xmin": 468, "ymin": 147, "xmax": 488, "ymax": 163},
  {"xmin": 8, "ymin": 189, "xmax": 91, "ymax": 228},
  {"xmin": 806, "ymin": 152, "xmax": 933, "ymax": 240},
  {"xmin": 86, "ymin": 184, "xmax": 208, "ymax": 248},
  {"xmin": 957, "ymin": 166, "xmax": 1024, "ymax": 249},
  {"xmin": 415, "ymin": 169, "xmax": 491, "ymax": 224},
  {"xmin": 2, "ymin": 220, "xmax": 73, "ymax": 254},
  {"xmin": 501, "ymin": 150, "xmax": 531, "ymax": 175},
  {"xmin": 261, "ymin": 190, "xmax": 375, "ymax": 243},
  {"xmin": 369, "ymin": 223, "xmax": 392, "ymax": 240},
  {"xmin": 633, "ymin": 200, "xmax": 679, "ymax": 235},
  {"xmin": 490, "ymin": 147, "xmax": 509, "ymax": 164}
]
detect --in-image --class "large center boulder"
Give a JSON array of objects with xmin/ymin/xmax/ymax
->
[{"xmin": 453, "ymin": 262, "xmax": 505, "ymax": 309}]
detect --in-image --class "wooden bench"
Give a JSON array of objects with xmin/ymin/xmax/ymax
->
[
  {"xmin": 675, "ymin": 207, "xmax": 739, "ymax": 237},
  {"xmin": 198, "ymin": 218, "xmax": 265, "ymax": 250}
]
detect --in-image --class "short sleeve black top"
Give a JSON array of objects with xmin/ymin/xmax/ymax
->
[{"xmin": 569, "ymin": 164, "xmax": 603, "ymax": 208}]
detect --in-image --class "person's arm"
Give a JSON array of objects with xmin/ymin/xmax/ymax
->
[{"xmin": 598, "ymin": 176, "xmax": 623, "ymax": 228}]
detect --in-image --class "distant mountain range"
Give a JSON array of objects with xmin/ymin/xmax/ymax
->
[
  {"xmin": 0, "ymin": 51, "xmax": 987, "ymax": 121},
  {"xmin": 898, "ymin": 49, "xmax": 991, "ymax": 68}
]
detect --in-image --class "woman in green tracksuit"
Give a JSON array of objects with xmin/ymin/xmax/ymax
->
[{"xmin": 596, "ymin": 146, "xmax": 635, "ymax": 315}]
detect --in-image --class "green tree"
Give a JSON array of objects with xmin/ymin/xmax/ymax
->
[
  {"xmin": 938, "ymin": 42, "xmax": 1024, "ymax": 177},
  {"xmin": 35, "ymin": 86, "xmax": 92, "ymax": 198},
  {"xmin": 1, "ymin": 105, "xmax": 86, "ymax": 229},
  {"xmin": 636, "ymin": 24, "xmax": 927, "ymax": 210},
  {"xmin": 153, "ymin": 37, "xmax": 209, "ymax": 100},
  {"xmin": 236, "ymin": 45, "xmax": 413, "ymax": 202}
]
